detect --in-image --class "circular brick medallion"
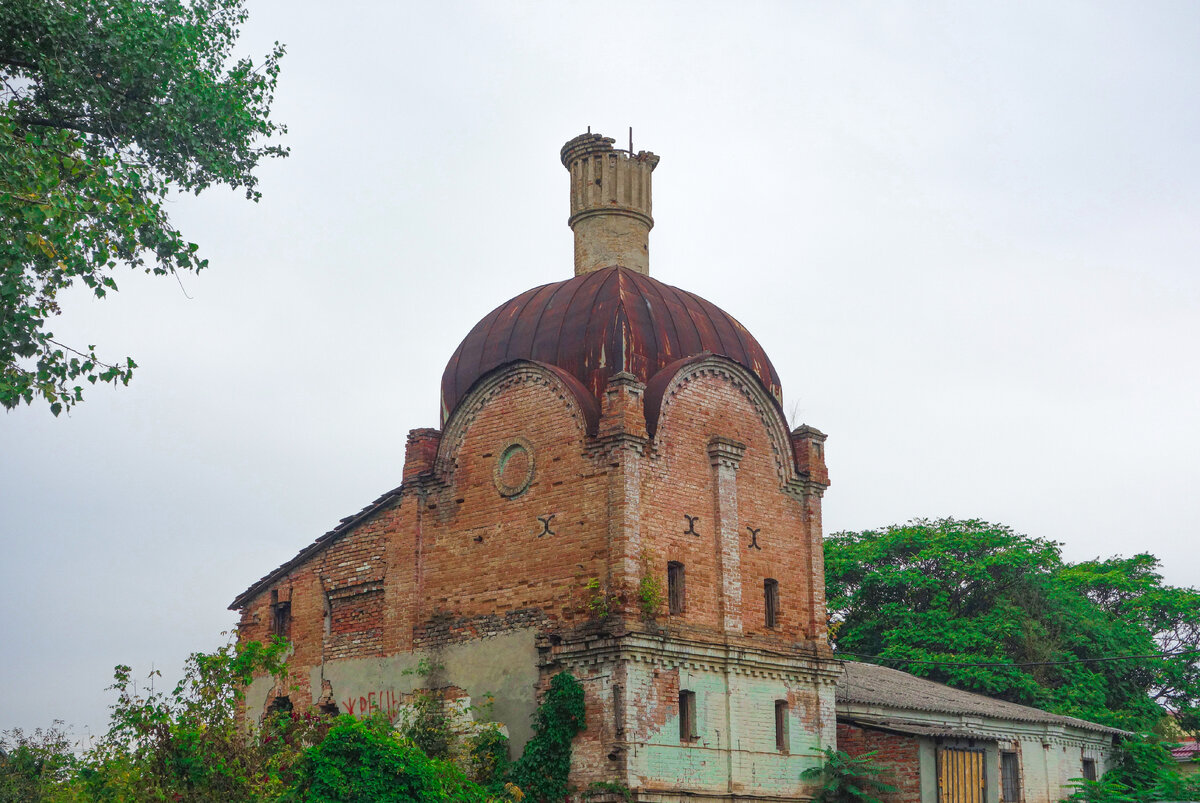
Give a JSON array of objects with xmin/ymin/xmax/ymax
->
[{"xmin": 494, "ymin": 437, "xmax": 534, "ymax": 497}]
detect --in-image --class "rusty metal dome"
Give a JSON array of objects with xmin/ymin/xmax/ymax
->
[{"xmin": 440, "ymin": 266, "xmax": 782, "ymax": 426}]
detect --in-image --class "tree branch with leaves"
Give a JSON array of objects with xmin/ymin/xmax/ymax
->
[{"xmin": 0, "ymin": 0, "xmax": 286, "ymax": 414}]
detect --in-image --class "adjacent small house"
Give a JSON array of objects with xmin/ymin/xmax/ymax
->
[
  {"xmin": 1173, "ymin": 739, "xmax": 1200, "ymax": 778},
  {"xmin": 835, "ymin": 662, "xmax": 1125, "ymax": 803}
]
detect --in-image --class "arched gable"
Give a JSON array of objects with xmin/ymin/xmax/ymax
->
[
  {"xmin": 435, "ymin": 360, "xmax": 599, "ymax": 482},
  {"xmin": 647, "ymin": 354, "xmax": 797, "ymax": 489}
]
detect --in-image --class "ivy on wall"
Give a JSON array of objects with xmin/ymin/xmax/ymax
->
[{"xmin": 508, "ymin": 673, "xmax": 587, "ymax": 803}]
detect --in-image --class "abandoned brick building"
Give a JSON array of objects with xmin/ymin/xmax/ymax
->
[{"xmin": 231, "ymin": 131, "xmax": 839, "ymax": 801}]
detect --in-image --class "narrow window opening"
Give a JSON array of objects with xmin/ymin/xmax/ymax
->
[
  {"xmin": 270, "ymin": 590, "xmax": 291, "ymax": 638},
  {"xmin": 764, "ymin": 578, "xmax": 780, "ymax": 628},
  {"xmin": 1001, "ymin": 751, "xmax": 1020, "ymax": 801},
  {"xmin": 1082, "ymin": 758, "xmax": 1097, "ymax": 782},
  {"xmin": 668, "ymin": 561, "xmax": 685, "ymax": 615},
  {"xmin": 613, "ymin": 684, "xmax": 625, "ymax": 738},
  {"xmin": 774, "ymin": 700, "xmax": 789, "ymax": 752},
  {"xmin": 678, "ymin": 689, "xmax": 697, "ymax": 742}
]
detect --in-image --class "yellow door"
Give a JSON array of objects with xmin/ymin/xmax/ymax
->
[{"xmin": 938, "ymin": 748, "xmax": 986, "ymax": 803}]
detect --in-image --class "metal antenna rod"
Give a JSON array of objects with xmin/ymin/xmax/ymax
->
[{"xmin": 629, "ymin": 126, "xmax": 633, "ymax": 153}]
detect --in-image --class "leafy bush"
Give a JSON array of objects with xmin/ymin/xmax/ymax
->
[
  {"xmin": 398, "ymin": 690, "xmax": 455, "ymax": 761},
  {"xmin": 288, "ymin": 715, "xmax": 517, "ymax": 803},
  {"xmin": 78, "ymin": 636, "xmax": 319, "ymax": 802},
  {"xmin": 0, "ymin": 722, "xmax": 79, "ymax": 802},
  {"xmin": 800, "ymin": 747, "xmax": 898, "ymax": 803},
  {"xmin": 467, "ymin": 725, "xmax": 512, "ymax": 788},
  {"xmin": 1064, "ymin": 735, "xmax": 1200, "ymax": 803}
]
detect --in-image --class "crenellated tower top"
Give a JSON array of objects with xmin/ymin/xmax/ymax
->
[{"xmin": 560, "ymin": 131, "xmax": 659, "ymax": 276}]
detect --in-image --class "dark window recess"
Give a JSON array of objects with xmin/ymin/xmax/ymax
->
[
  {"xmin": 613, "ymin": 684, "xmax": 625, "ymax": 738},
  {"xmin": 668, "ymin": 562, "xmax": 685, "ymax": 615},
  {"xmin": 270, "ymin": 590, "xmax": 291, "ymax": 637},
  {"xmin": 267, "ymin": 695, "xmax": 293, "ymax": 716},
  {"xmin": 679, "ymin": 689, "xmax": 697, "ymax": 742},
  {"xmin": 1082, "ymin": 758, "xmax": 1097, "ymax": 782},
  {"xmin": 764, "ymin": 578, "xmax": 780, "ymax": 628},
  {"xmin": 1001, "ymin": 751, "xmax": 1020, "ymax": 801},
  {"xmin": 775, "ymin": 700, "xmax": 789, "ymax": 752}
]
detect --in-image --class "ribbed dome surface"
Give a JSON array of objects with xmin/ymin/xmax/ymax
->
[{"xmin": 440, "ymin": 266, "xmax": 782, "ymax": 423}]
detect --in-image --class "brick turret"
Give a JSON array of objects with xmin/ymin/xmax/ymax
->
[{"xmin": 561, "ymin": 131, "xmax": 659, "ymax": 276}]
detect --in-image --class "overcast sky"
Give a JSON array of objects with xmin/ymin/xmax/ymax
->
[{"xmin": 3, "ymin": 1, "xmax": 1198, "ymax": 741}]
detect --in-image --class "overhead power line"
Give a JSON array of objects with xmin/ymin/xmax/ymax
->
[{"xmin": 835, "ymin": 649, "xmax": 1200, "ymax": 669}]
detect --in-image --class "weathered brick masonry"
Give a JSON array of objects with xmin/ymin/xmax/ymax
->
[
  {"xmin": 836, "ymin": 723, "xmax": 923, "ymax": 803},
  {"xmin": 232, "ymin": 132, "xmax": 839, "ymax": 801}
]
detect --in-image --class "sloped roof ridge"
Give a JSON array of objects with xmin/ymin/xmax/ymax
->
[
  {"xmin": 836, "ymin": 660, "xmax": 1127, "ymax": 736},
  {"xmin": 227, "ymin": 484, "xmax": 403, "ymax": 611}
]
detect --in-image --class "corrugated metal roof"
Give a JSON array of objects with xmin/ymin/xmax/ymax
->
[
  {"xmin": 1172, "ymin": 741, "xmax": 1200, "ymax": 761},
  {"xmin": 836, "ymin": 661, "xmax": 1127, "ymax": 736},
  {"xmin": 440, "ymin": 266, "xmax": 783, "ymax": 429}
]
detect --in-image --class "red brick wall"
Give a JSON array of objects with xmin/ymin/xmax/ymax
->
[
  {"xmin": 642, "ymin": 366, "xmax": 818, "ymax": 643},
  {"xmin": 415, "ymin": 373, "xmax": 609, "ymax": 634},
  {"xmin": 235, "ymin": 358, "xmax": 831, "ymax": 750},
  {"xmin": 836, "ymin": 722, "xmax": 922, "ymax": 803}
]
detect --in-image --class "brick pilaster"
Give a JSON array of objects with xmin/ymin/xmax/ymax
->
[{"xmin": 708, "ymin": 436, "xmax": 747, "ymax": 634}]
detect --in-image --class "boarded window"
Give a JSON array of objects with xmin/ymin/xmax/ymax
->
[
  {"xmin": 1001, "ymin": 751, "xmax": 1020, "ymax": 801},
  {"xmin": 938, "ymin": 747, "xmax": 986, "ymax": 803},
  {"xmin": 774, "ymin": 699, "xmax": 789, "ymax": 752},
  {"xmin": 270, "ymin": 590, "xmax": 291, "ymax": 637},
  {"xmin": 668, "ymin": 562, "xmax": 685, "ymax": 615},
  {"xmin": 764, "ymin": 578, "xmax": 780, "ymax": 628},
  {"xmin": 679, "ymin": 689, "xmax": 697, "ymax": 742},
  {"xmin": 1082, "ymin": 758, "xmax": 1097, "ymax": 782}
]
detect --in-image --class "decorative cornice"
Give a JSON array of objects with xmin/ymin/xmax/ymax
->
[
  {"xmin": 544, "ymin": 631, "xmax": 842, "ymax": 685},
  {"xmin": 707, "ymin": 436, "xmax": 747, "ymax": 469}
]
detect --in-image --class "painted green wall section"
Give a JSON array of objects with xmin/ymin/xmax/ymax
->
[{"xmin": 624, "ymin": 662, "xmax": 832, "ymax": 797}]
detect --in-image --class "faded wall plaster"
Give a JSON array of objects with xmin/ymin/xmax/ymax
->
[{"xmin": 311, "ymin": 629, "xmax": 539, "ymax": 749}]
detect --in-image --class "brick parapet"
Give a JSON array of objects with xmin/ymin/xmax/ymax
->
[
  {"xmin": 790, "ymin": 425, "xmax": 829, "ymax": 489},
  {"xmin": 402, "ymin": 428, "xmax": 442, "ymax": 482}
]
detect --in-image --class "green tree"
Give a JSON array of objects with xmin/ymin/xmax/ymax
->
[
  {"xmin": 1059, "ymin": 554, "xmax": 1200, "ymax": 733},
  {"xmin": 80, "ymin": 637, "xmax": 316, "ymax": 801},
  {"xmin": 0, "ymin": 722, "xmax": 80, "ymax": 802},
  {"xmin": 0, "ymin": 0, "xmax": 286, "ymax": 414},
  {"xmin": 825, "ymin": 518, "xmax": 1200, "ymax": 732}
]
